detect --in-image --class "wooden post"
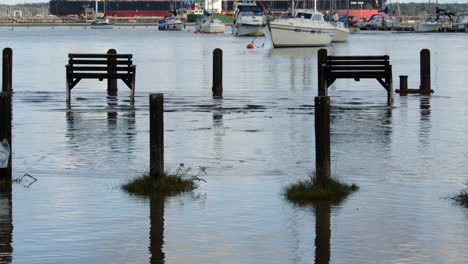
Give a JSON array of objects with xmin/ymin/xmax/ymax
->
[
  {"xmin": 315, "ymin": 96, "xmax": 331, "ymax": 182},
  {"xmin": 314, "ymin": 203, "xmax": 331, "ymax": 264},
  {"xmin": 317, "ymin": 49, "xmax": 328, "ymax": 96},
  {"xmin": 420, "ymin": 49, "xmax": 430, "ymax": 92},
  {"xmin": 2, "ymin": 48, "xmax": 12, "ymax": 93},
  {"xmin": 212, "ymin": 48, "xmax": 223, "ymax": 98},
  {"xmin": 0, "ymin": 92, "xmax": 12, "ymax": 182},
  {"xmin": 149, "ymin": 197, "xmax": 165, "ymax": 262},
  {"xmin": 398, "ymin": 75, "xmax": 408, "ymax": 95},
  {"xmin": 150, "ymin": 93, "xmax": 164, "ymax": 178},
  {"xmin": 107, "ymin": 49, "xmax": 118, "ymax": 96}
]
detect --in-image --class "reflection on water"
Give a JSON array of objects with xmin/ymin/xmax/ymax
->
[
  {"xmin": 0, "ymin": 187, "xmax": 12, "ymax": 264},
  {"xmin": 3, "ymin": 28, "xmax": 468, "ymax": 264},
  {"xmin": 314, "ymin": 203, "xmax": 331, "ymax": 264},
  {"xmin": 65, "ymin": 96, "xmax": 137, "ymax": 171},
  {"xmin": 150, "ymin": 198, "xmax": 165, "ymax": 264}
]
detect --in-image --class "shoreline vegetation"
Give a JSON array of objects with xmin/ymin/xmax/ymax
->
[
  {"xmin": 284, "ymin": 172, "xmax": 359, "ymax": 205},
  {"xmin": 121, "ymin": 164, "xmax": 206, "ymax": 197},
  {"xmin": 452, "ymin": 190, "xmax": 468, "ymax": 208}
]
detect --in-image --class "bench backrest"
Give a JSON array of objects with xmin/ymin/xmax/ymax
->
[
  {"xmin": 325, "ymin": 55, "xmax": 390, "ymax": 74},
  {"xmin": 67, "ymin": 54, "xmax": 134, "ymax": 73}
]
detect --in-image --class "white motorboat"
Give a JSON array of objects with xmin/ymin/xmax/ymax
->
[
  {"xmin": 331, "ymin": 21, "xmax": 349, "ymax": 42},
  {"xmin": 414, "ymin": 21, "xmax": 441, "ymax": 32},
  {"xmin": 268, "ymin": 9, "xmax": 335, "ymax": 48},
  {"xmin": 158, "ymin": 16, "xmax": 184, "ymax": 31},
  {"xmin": 90, "ymin": 0, "xmax": 114, "ymax": 29},
  {"xmin": 195, "ymin": 17, "xmax": 225, "ymax": 33},
  {"xmin": 231, "ymin": 2, "xmax": 267, "ymax": 36},
  {"xmin": 91, "ymin": 19, "xmax": 114, "ymax": 29}
]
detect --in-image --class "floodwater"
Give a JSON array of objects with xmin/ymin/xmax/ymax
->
[{"xmin": 0, "ymin": 26, "xmax": 467, "ymax": 263}]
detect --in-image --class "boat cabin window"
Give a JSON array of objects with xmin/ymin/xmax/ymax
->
[
  {"xmin": 296, "ymin": 12, "xmax": 312, "ymax": 19},
  {"xmin": 238, "ymin": 5, "xmax": 263, "ymax": 15},
  {"xmin": 312, "ymin": 14, "xmax": 323, "ymax": 21},
  {"xmin": 279, "ymin": 12, "xmax": 292, "ymax": 19}
]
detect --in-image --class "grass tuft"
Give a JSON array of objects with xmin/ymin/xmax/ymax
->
[
  {"xmin": 451, "ymin": 190, "xmax": 468, "ymax": 208},
  {"xmin": 284, "ymin": 172, "xmax": 359, "ymax": 204},
  {"xmin": 121, "ymin": 164, "xmax": 205, "ymax": 198}
]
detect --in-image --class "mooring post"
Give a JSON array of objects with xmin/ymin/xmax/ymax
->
[
  {"xmin": 150, "ymin": 93, "xmax": 164, "ymax": 178},
  {"xmin": 212, "ymin": 48, "xmax": 223, "ymax": 98},
  {"xmin": 3, "ymin": 48, "xmax": 13, "ymax": 93},
  {"xmin": 398, "ymin": 75, "xmax": 408, "ymax": 95},
  {"xmin": 315, "ymin": 96, "xmax": 331, "ymax": 182},
  {"xmin": 0, "ymin": 92, "xmax": 12, "ymax": 182},
  {"xmin": 317, "ymin": 49, "xmax": 328, "ymax": 96},
  {"xmin": 420, "ymin": 49, "xmax": 430, "ymax": 92},
  {"xmin": 107, "ymin": 49, "xmax": 118, "ymax": 96}
]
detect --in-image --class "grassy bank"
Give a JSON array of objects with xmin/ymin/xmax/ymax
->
[
  {"xmin": 121, "ymin": 165, "xmax": 205, "ymax": 197},
  {"xmin": 284, "ymin": 173, "xmax": 358, "ymax": 204}
]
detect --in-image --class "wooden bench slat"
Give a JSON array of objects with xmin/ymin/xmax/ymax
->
[
  {"xmin": 68, "ymin": 66, "xmax": 135, "ymax": 71},
  {"xmin": 68, "ymin": 60, "xmax": 133, "ymax": 65},
  {"xmin": 69, "ymin": 54, "xmax": 133, "ymax": 58},
  {"xmin": 325, "ymin": 61, "xmax": 389, "ymax": 66},
  {"xmin": 329, "ymin": 72, "xmax": 388, "ymax": 78},
  {"xmin": 71, "ymin": 73, "xmax": 134, "ymax": 79},
  {"xmin": 327, "ymin": 56, "xmax": 388, "ymax": 60},
  {"xmin": 329, "ymin": 66, "xmax": 387, "ymax": 71}
]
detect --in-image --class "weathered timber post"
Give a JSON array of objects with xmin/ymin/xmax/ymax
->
[
  {"xmin": 317, "ymin": 49, "xmax": 328, "ymax": 96},
  {"xmin": 3, "ymin": 48, "xmax": 12, "ymax": 93},
  {"xmin": 315, "ymin": 96, "xmax": 331, "ymax": 182},
  {"xmin": 398, "ymin": 75, "xmax": 408, "ymax": 95},
  {"xmin": 314, "ymin": 203, "xmax": 331, "ymax": 264},
  {"xmin": 212, "ymin": 48, "xmax": 223, "ymax": 98},
  {"xmin": 107, "ymin": 49, "xmax": 118, "ymax": 96},
  {"xmin": 150, "ymin": 93, "xmax": 164, "ymax": 178},
  {"xmin": 0, "ymin": 93, "xmax": 12, "ymax": 182},
  {"xmin": 420, "ymin": 49, "xmax": 430, "ymax": 92}
]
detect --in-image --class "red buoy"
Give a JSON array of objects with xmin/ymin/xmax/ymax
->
[{"xmin": 246, "ymin": 44, "xmax": 254, "ymax": 49}]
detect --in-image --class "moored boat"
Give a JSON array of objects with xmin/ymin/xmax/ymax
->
[
  {"xmin": 158, "ymin": 16, "xmax": 184, "ymax": 31},
  {"xmin": 231, "ymin": 1, "xmax": 267, "ymax": 36},
  {"xmin": 195, "ymin": 17, "xmax": 225, "ymax": 33},
  {"xmin": 268, "ymin": 9, "xmax": 335, "ymax": 48}
]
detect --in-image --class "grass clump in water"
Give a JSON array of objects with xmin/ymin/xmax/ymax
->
[
  {"xmin": 284, "ymin": 172, "xmax": 359, "ymax": 204},
  {"xmin": 121, "ymin": 164, "xmax": 206, "ymax": 197},
  {"xmin": 451, "ymin": 190, "xmax": 468, "ymax": 208}
]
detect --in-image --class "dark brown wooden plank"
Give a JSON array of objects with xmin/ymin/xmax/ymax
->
[
  {"xmin": 68, "ymin": 66, "xmax": 135, "ymax": 71},
  {"xmin": 325, "ymin": 60, "xmax": 389, "ymax": 65},
  {"xmin": 69, "ymin": 54, "xmax": 132, "ymax": 59},
  {"xmin": 71, "ymin": 73, "xmax": 134, "ymax": 79},
  {"xmin": 329, "ymin": 66, "xmax": 387, "ymax": 71},
  {"xmin": 327, "ymin": 55, "xmax": 388, "ymax": 60},
  {"xmin": 329, "ymin": 72, "xmax": 387, "ymax": 78},
  {"xmin": 68, "ymin": 60, "xmax": 133, "ymax": 65}
]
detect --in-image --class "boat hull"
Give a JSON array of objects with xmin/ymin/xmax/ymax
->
[
  {"xmin": 268, "ymin": 23, "xmax": 334, "ymax": 48},
  {"xmin": 414, "ymin": 22, "xmax": 441, "ymax": 32},
  {"xmin": 232, "ymin": 24, "xmax": 265, "ymax": 36},
  {"xmin": 196, "ymin": 23, "xmax": 225, "ymax": 33},
  {"xmin": 332, "ymin": 26, "xmax": 349, "ymax": 42},
  {"xmin": 90, "ymin": 23, "xmax": 114, "ymax": 29},
  {"xmin": 158, "ymin": 22, "xmax": 183, "ymax": 31}
]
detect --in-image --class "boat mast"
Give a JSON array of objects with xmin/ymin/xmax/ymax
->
[
  {"xmin": 314, "ymin": 0, "xmax": 317, "ymax": 11},
  {"xmin": 95, "ymin": 0, "xmax": 98, "ymax": 19}
]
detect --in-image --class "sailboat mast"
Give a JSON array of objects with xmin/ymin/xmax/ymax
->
[
  {"xmin": 95, "ymin": 0, "xmax": 98, "ymax": 18},
  {"xmin": 314, "ymin": 0, "xmax": 317, "ymax": 11}
]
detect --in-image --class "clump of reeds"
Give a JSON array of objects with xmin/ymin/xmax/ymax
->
[
  {"xmin": 451, "ymin": 190, "xmax": 468, "ymax": 208},
  {"xmin": 284, "ymin": 172, "xmax": 359, "ymax": 204},
  {"xmin": 121, "ymin": 164, "xmax": 206, "ymax": 197}
]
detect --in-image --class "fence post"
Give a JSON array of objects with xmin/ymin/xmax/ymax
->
[
  {"xmin": 150, "ymin": 93, "xmax": 164, "ymax": 178},
  {"xmin": 107, "ymin": 49, "xmax": 118, "ymax": 96},
  {"xmin": 317, "ymin": 49, "xmax": 328, "ymax": 97},
  {"xmin": 315, "ymin": 96, "xmax": 331, "ymax": 182},
  {"xmin": 0, "ymin": 93, "xmax": 12, "ymax": 182},
  {"xmin": 420, "ymin": 49, "xmax": 430, "ymax": 92},
  {"xmin": 398, "ymin": 75, "xmax": 408, "ymax": 95},
  {"xmin": 3, "ymin": 48, "xmax": 12, "ymax": 93},
  {"xmin": 212, "ymin": 48, "xmax": 223, "ymax": 98}
]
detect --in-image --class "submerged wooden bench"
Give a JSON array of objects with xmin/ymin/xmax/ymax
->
[
  {"xmin": 66, "ymin": 50, "xmax": 136, "ymax": 104},
  {"xmin": 318, "ymin": 49, "xmax": 393, "ymax": 104}
]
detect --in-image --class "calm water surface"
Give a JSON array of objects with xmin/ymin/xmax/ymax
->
[{"xmin": 0, "ymin": 26, "xmax": 467, "ymax": 264}]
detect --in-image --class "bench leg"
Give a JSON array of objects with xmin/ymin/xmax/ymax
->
[{"xmin": 130, "ymin": 72, "xmax": 136, "ymax": 105}]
